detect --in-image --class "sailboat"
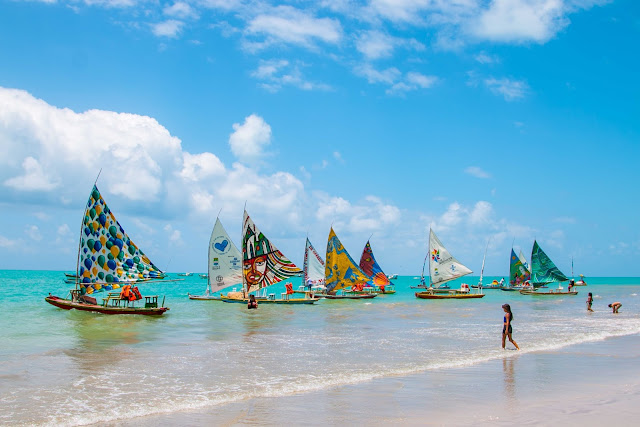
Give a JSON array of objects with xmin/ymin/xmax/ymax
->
[
  {"xmin": 324, "ymin": 228, "xmax": 377, "ymax": 299},
  {"xmin": 219, "ymin": 210, "xmax": 318, "ymax": 304},
  {"xmin": 472, "ymin": 240, "xmax": 501, "ymax": 289},
  {"xmin": 45, "ymin": 184, "xmax": 169, "ymax": 315},
  {"xmin": 519, "ymin": 240, "xmax": 577, "ymax": 295},
  {"xmin": 189, "ymin": 217, "xmax": 243, "ymax": 300},
  {"xmin": 293, "ymin": 238, "xmax": 327, "ymax": 296},
  {"xmin": 501, "ymin": 248, "xmax": 532, "ymax": 291},
  {"xmin": 357, "ymin": 240, "xmax": 395, "ymax": 294},
  {"xmin": 570, "ymin": 257, "xmax": 588, "ymax": 286},
  {"xmin": 415, "ymin": 229, "xmax": 484, "ymax": 299}
]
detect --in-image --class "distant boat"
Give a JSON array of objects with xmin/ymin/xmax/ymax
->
[
  {"xmin": 189, "ymin": 217, "xmax": 242, "ymax": 301},
  {"xmin": 178, "ymin": 272, "xmax": 192, "ymax": 277},
  {"xmin": 357, "ymin": 240, "xmax": 395, "ymax": 294},
  {"xmin": 501, "ymin": 248, "xmax": 532, "ymax": 291},
  {"xmin": 199, "ymin": 274, "xmax": 208, "ymax": 279},
  {"xmin": 387, "ymin": 273, "xmax": 398, "ymax": 280},
  {"xmin": 519, "ymin": 241, "xmax": 577, "ymax": 296},
  {"xmin": 45, "ymin": 184, "xmax": 169, "ymax": 315},
  {"xmin": 472, "ymin": 240, "xmax": 502, "ymax": 289},
  {"xmin": 574, "ymin": 274, "xmax": 587, "ymax": 286},
  {"xmin": 415, "ymin": 229, "xmax": 484, "ymax": 300},
  {"xmin": 294, "ymin": 238, "xmax": 327, "ymax": 297},
  {"xmin": 324, "ymin": 228, "xmax": 377, "ymax": 300}
]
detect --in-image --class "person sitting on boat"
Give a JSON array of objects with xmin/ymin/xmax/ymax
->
[
  {"xmin": 608, "ymin": 302, "xmax": 621, "ymax": 313},
  {"xmin": 248, "ymin": 294, "xmax": 258, "ymax": 309},
  {"xmin": 499, "ymin": 278, "xmax": 505, "ymax": 286}
]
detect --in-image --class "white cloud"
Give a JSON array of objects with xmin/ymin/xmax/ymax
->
[
  {"xmin": 179, "ymin": 152, "xmax": 226, "ymax": 182},
  {"xmin": 474, "ymin": 51, "xmax": 499, "ymax": 64},
  {"xmin": 484, "ymin": 77, "xmax": 529, "ymax": 100},
  {"xmin": 355, "ymin": 30, "xmax": 397, "ymax": 60},
  {"xmin": 152, "ymin": 20, "xmax": 185, "ymax": 38},
  {"xmin": 251, "ymin": 59, "xmax": 332, "ymax": 92},
  {"xmin": 4, "ymin": 157, "xmax": 61, "ymax": 191},
  {"xmin": 228, "ymin": 114, "xmax": 272, "ymax": 162},
  {"xmin": 465, "ymin": 166, "xmax": 491, "ymax": 179},
  {"xmin": 0, "ymin": 235, "xmax": 19, "ymax": 248},
  {"xmin": 387, "ymin": 71, "xmax": 438, "ymax": 95},
  {"xmin": 25, "ymin": 225, "xmax": 42, "ymax": 241},
  {"xmin": 163, "ymin": 2, "xmax": 199, "ymax": 20},
  {"xmin": 354, "ymin": 64, "xmax": 401, "ymax": 85},
  {"xmin": 246, "ymin": 6, "xmax": 342, "ymax": 49},
  {"xmin": 163, "ymin": 224, "xmax": 183, "ymax": 244}
]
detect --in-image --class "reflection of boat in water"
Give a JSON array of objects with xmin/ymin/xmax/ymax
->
[
  {"xmin": 519, "ymin": 241, "xmax": 577, "ymax": 296},
  {"xmin": 189, "ymin": 217, "xmax": 242, "ymax": 301},
  {"xmin": 324, "ymin": 227, "xmax": 378, "ymax": 300},
  {"xmin": 45, "ymin": 184, "xmax": 169, "ymax": 315},
  {"xmin": 415, "ymin": 229, "xmax": 484, "ymax": 300}
]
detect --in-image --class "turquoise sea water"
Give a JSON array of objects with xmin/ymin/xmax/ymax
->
[{"xmin": 1, "ymin": 271, "xmax": 639, "ymax": 425}]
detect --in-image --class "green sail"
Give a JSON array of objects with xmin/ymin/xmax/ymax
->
[{"xmin": 530, "ymin": 240, "xmax": 568, "ymax": 287}]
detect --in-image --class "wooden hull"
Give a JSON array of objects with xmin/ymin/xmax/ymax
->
[
  {"xmin": 519, "ymin": 290, "xmax": 578, "ymax": 295},
  {"xmin": 188, "ymin": 294, "xmax": 222, "ymax": 301},
  {"xmin": 415, "ymin": 291, "xmax": 485, "ymax": 299},
  {"xmin": 220, "ymin": 297, "xmax": 319, "ymax": 305},
  {"xmin": 324, "ymin": 294, "xmax": 377, "ymax": 300},
  {"xmin": 45, "ymin": 296, "xmax": 169, "ymax": 315}
]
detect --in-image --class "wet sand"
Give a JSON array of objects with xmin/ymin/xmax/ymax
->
[{"xmin": 118, "ymin": 333, "xmax": 640, "ymax": 426}]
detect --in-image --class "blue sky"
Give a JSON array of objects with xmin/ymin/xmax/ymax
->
[{"xmin": 0, "ymin": 0, "xmax": 638, "ymax": 276}]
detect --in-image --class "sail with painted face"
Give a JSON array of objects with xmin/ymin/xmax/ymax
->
[
  {"xmin": 359, "ymin": 241, "xmax": 391, "ymax": 287},
  {"xmin": 325, "ymin": 228, "xmax": 372, "ymax": 293},
  {"xmin": 208, "ymin": 217, "xmax": 242, "ymax": 292},
  {"xmin": 77, "ymin": 185, "xmax": 164, "ymax": 295},
  {"xmin": 303, "ymin": 238, "xmax": 325, "ymax": 287},
  {"xmin": 242, "ymin": 210, "xmax": 301, "ymax": 295},
  {"xmin": 530, "ymin": 240, "xmax": 568, "ymax": 287},
  {"xmin": 509, "ymin": 248, "xmax": 531, "ymax": 285},
  {"xmin": 428, "ymin": 229, "xmax": 472, "ymax": 286}
]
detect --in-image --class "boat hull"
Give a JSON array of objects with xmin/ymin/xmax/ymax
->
[
  {"xmin": 519, "ymin": 290, "xmax": 578, "ymax": 295},
  {"xmin": 188, "ymin": 294, "xmax": 222, "ymax": 301},
  {"xmin": 415, "ymin": 291, "xmax": 485, "ymax": 299},
  {"xmin": 220, "ymin": 297, "xmax": 319, "ymax": 304},
  {"xmin": 45, "ymin": 296, "xmax": 169, "ymax": 315},
  {"xmin": 324, "ymin": 294, "xmax": 377, "ymax": 300}
]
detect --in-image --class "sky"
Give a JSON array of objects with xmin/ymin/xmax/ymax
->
[{"xmin": 0, "ymin": 0, "xmax": 638, "ymax": 276}]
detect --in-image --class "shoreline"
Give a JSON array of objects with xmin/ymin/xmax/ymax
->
[{"xmin": 116, "ymin": 333, "xmax": 640, "ymax": 426}]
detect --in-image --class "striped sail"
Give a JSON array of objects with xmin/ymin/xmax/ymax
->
[
  {"xmin": 208, "ymin": 218, "xmax": 242, "ymax": 293},
  {"xmin": 325, "ymin": 228, "xmax": 371, "ymax": 293},
  {"xmin": 359, "ymin": 241, "xmax": 391, "ymax": 287},
  {"xmin": 242, "ymin": 210, "xmax": 301, "ymax": 295},
  {"xmin": 303, "ymin": 238, "xmax": 325, "ymax": 287},
  {"xmin": 428, "ymin": 229, "xmax": 472, "ymax": 286},
  {"xmin": 509, "ymin": 248, "xmax": 531, "ymax": 285},
  {"xmin": 77, "ymin": 185, "xmax": 164, "ymax": 295},
  {"xmin": 530, "ymin": 240, "xmax": 568, "ymax": 287}
]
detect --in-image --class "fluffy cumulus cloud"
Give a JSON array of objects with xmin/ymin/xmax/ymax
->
[{"xmin": 228, "ymin": 114, "xmax": 272, "ymax": 162}]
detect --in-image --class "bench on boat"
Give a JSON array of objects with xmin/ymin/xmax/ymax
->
[{"xmin": 103, "ymin": 292, "xmax": 160, "ymax": 308}]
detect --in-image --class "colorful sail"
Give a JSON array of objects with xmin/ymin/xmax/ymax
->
[
  {"xmin": 208, "ymin": 217, "xmax": 242, "ymax": 293},
  {"xmin": 242, "ymin": 210, "xmax": 301, "ymax": 295},
  {"xmin": 530, "ymin": 240, "xmax": 568, "ymax": 287},
  {"xmin": 359, "ymin": 241, "xmax": 391, "ymax": 287},
  {"xmin": 303, "ymin": 238, "xmax": 325, "ymax": 287},
  {"xmin": 77, "ymin": 185, "xmax": 164, "ymax": 295},
  {"xmin": 428, "ymin": 229, "xmax": 472, "ymax": 286},
  {"xmin": 509, "ymin": 248, "xmax": 531, "ymax": 285},
  {"xmin": 518, "ymin": 250, "xmax": 529, "ymax": 270},
  {"xmin": 325, "ymin": 228, "xmax": 372, "ymax": 293}
]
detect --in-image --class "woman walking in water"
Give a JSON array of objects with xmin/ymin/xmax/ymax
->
[
  {"xmin": 587, "ymin": 292, "xmax": 594, "ymax": 312},
  {"xmin": 502, "ymin": 304, "xmax": 520, "ymax": 350}
]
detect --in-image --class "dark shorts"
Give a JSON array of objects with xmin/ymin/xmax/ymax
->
[{"xmin": 503, "ymin": 325, "xmax": 512, "ymax": 334}]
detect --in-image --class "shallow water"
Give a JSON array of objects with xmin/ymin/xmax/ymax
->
[{"xmin": 1, "ymin": 271, "xmax": 639, "ymax": 425}]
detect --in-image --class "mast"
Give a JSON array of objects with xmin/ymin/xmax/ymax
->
[{"xmin": 479, "ymin": 238, "xmax": 489, "ymax": 286}]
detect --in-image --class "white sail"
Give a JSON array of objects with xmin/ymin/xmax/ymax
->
[
  {"xmin": 518, "ymin": 250, "xmax": 529, "ymax": 270},
  {"xmin": 208, "ymin": 217, "xmax": 242, "ymax": 293},
  {"xmin": 478, "ymin": 240, "xmax": 489, "ymax": 286},
  {"xmin": 429, "ymin": 229, "xmax": 472, "ymax": 286},
  {"xmin": 303, "ymin": 238, "xmax": 325, "ymax": 287}
]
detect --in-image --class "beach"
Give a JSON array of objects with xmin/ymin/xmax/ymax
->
[{"xmin": 1, "ymin": 271, "xmax": 639, "ymax": 426}]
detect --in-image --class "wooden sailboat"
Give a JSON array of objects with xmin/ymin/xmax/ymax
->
[
  {"xmin": 501, "ymin": 248, "xmax": 532, "ymax": 291},
  {"xmin": 293, "ymin": 238, "xmax": 328, "ymax": 297},
  {"xmin": 472, "ymin": 240, "xmax": 502, "ymax": 289},
  {"xmin": 324, "ymin": 228, "xmax": 378, "ymax": 299},
  {"xmin": 189, "ymin": 217, "xmax": 243, "ymax": 300},
  {"xmin": 219, "ymin": 210, "xmax": 318, "ymax": 305},
  {"xmin": 411, "ymin": 253, "xmax": 450, "ymax": 290},
  {"xmin": 519, "ymin": 240, "xmax": 577, "ymax": 295},
  {"xmin": 45, "ymin": 184, "xmax": 169, "ymax": 315},
  {"xmin": 415, "ymin": 229, "xmax": 484, "ymax": 299},
  {"xmin": 356, "ymin": 240, "xmax": 396, "ymax": 294}
]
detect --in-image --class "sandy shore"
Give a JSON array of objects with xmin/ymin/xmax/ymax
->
[{"xmin": 115, "ymin": 333, "xmax": 640, "ymax": 426}]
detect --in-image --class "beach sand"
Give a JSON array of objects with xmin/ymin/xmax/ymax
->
[{"xmin": 117, "ymin": 333, "xmax": 640, "ymax": 426}]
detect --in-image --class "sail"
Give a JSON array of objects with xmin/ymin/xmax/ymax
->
[
  {"xmin": 208, "ymin": 217, "xmax": 242, "ymax": 293},
  {"xmin": 518, "ymin": 250, "xmax": 529, "ymax": 270},
  {"xmin": 359, "ymin": 241, "xmax": 391, "ymax": 287},
  {"xmin": 530, "ymin": 240, "xmax": 568, "ymax": 287},
  {"xmin": 77, "ymin": 185, "xmax": 164, "ymax": 295},
  {"xmin": 242, "ymin": 210, "xmax": 301, "ymax": 295},
  {"xmin": 325, "ymin": 228, "xmax": 372, "ymax": 293},
  {"xmin": 303, "ymin": 238, "xmax": 325, "ymax": 287},
  {"xmin": 478, "ymin": 241, "xmax": 489, "ymax": 286},
  {"xmin": 509, "ymin": 248, "xmax": 531, "ymax": 285},
  {"xmin": 428, "ymin": 229, "xmax": 472, "ymax": 286}
]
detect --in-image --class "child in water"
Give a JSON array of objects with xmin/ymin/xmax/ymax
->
[
  {"xmin": 247, "ymin": 294, "xmax": 258, "ymax": 309},
  {"xmin": 586, "ymin": 292, "xmax": 594, "ymax": 312}
]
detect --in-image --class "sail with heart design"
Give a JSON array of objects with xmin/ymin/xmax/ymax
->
[{"xmin": 207, "ymin": 217, "xmax": 243, "ymax": 293}]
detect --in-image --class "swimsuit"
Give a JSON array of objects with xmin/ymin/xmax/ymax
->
[{"xmin": 503, "ymin": 315, "xmax": 513, "ymax": 334}]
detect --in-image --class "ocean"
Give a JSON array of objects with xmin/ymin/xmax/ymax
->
[{"xmin": 1, "ymin": 271, "xmax": 639, "ymax": 425}]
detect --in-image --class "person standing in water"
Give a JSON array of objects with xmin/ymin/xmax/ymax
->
[
  {"xmin": 586, "ymin": 292, "xmax": 594, "ymax": 312},
  {"xmin": 608, "ymin": 302, "xmax": 621, "ymax": 313},
  {"xmin": 247, "ymin": 294, "xmax": 258, "ymax": 309},
  {"xmin": 502, "ymin": 304, "xmax": 520, "ymax": 350}
]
